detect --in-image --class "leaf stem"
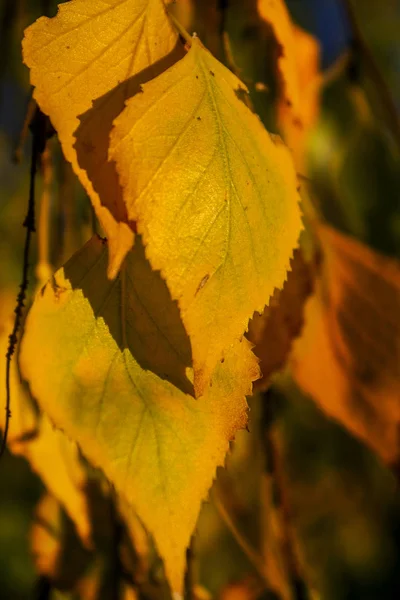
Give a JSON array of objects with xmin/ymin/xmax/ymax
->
[
  {"xmin": 261, "ymin": 390, "xmax": 309, "ymax": 600},
  {"xmin": 0, "ymin": 109, "xmax": 47, "ymax": 459},
  {"xmin": 184, "ymin": 535, "xmax": 196, "ymax": 600},
  {"xmin": 213, "ymin": 491, "xmax": 269, "ymax": 584},
  {"xmin": 167, "ymin": 8, "xmax": 193, "ymax": 46},
  {"xmin": 36, "ymin": 142, "xmax": 53, "ymax": 287}
]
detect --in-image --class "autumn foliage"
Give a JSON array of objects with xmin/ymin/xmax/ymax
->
[{"xmin": 1, "ymin": 0, "xmax": 400, "ymax": 598}]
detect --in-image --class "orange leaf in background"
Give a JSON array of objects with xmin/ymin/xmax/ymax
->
[
  {"xmin": 291, "ymin": 223, "xmax": 400, "ymax": 464},
  {"xmin": 257, "ymin": 0, "xmax": 321, "ymax": 168},
  {"xmin": 247, "ymin": 248, "xmax": 313, "ymax": 391},
  {"xmin": 22, "ymin": 0, "xmax": 180, "ymax": 277}
]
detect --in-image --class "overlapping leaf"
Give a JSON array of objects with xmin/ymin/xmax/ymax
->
[
  {"xmin": 20, "ymin": 235, "xmax": 260, "ymax": 593},
  {"xmin": 22, "ymin": 0, "xmax": 180, "ymax": 277},
  {"xmin": 110, "ymin": 38, "xmax": 302, "ymax": 396},
  {"xmin": 290, "ymin": 224, "xmax": 400, "ymax": 463}
]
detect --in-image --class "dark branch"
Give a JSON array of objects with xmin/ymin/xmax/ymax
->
[{"xmin": 0, "ymin": 109, "xmax": 48, "ymax": 459}]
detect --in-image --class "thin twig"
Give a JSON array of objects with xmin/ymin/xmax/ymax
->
[
  {"xmin": 261, "ymin": 391, "xmax": 309, "ymax": 600},
  {"xmin": 0, "ymin": 110, "xmax": 47, "ymax": 459},
  {"xmin": 184, "ymin": 535, "xmax": 195, "ymax": 600},
  {"xmin": 36, "ymin": 143, "xmax": 53, "ymax": 286},
  {"xmin": 213, "ymin": 491, "xmax": 269, "ymax": 585},
  {"xmin": 13, "ymin": 96, "xmax": 36, "ymax": 164}
]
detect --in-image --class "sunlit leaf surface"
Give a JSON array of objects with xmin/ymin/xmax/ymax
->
[
  {"xmin": 110, "ymin": 38, "xmax": 301, "ymax": 396},
  {"xmin": 20, "ymin": 236, "xmax": 260, "ymax": 592},
  {"xmin": 22, "ymin": 0, "xmax": 180, "ymax": 277}
]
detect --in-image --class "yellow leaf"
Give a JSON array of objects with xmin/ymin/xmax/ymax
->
[
  {"xmin": 22, "ymin": 0, "xmax": 180, "ymax": 277},
  {"xmin": 110, "ymin": 37, "xmax": 301, "ymax": 396},
  {"xmin": 20, "ymin": 235, "xmax": 260, "ymax": 593},
  {"xmin": 0, "ymin": 298, "xmax": 37, "ymax": 445},
  {"xmin": 0, "ymin": 295, "xmax": 91, "ymax": 545},
  {"xmin": 290, "ymin": 224, "xmax": 400, "ymax": 463},
  {"xmin": 257, "ymin": 0, "xmax": 321, "ymax": 167}
]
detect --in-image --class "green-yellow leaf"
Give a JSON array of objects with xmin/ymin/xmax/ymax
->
[
  {"xmin": 22, "ymin": 0, "xmax": 180, "ymax": 277},
  {"xmin": 20, "ymin": 235, "xmax": 259, "ymax": 593},
  {"xmin": 110, "ymin": 37, "xmax": 302, "ymax": 396}
]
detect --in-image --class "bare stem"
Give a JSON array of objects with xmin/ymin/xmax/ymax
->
[{"xmin": 213, "ymin": 490, "xmax": 269, "ymax": 584}]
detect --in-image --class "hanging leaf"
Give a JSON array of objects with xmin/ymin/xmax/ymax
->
[
  {"xmin": 20, "ymin": 235, "xmax": 260, "ymax": 593},
  {"xmin": 291, "ymin": 223, "xmax": 400, "ymax": 464},
  {"xmin": 22, "ymin": 0, "xmax": 181, "ymax": 277},
  {"xmin": 247, "ymin": 247, "xmax": 313, "ymax": 391},
  {"xmin": 110, "ymin": 37, "xmax": 302, "ymax": 396},
  {"xmin": 0, "ymin": 296, "xmax": 91, "ymax": 545},
  {"xmin": 257, "ymin": 0, "xmax": 321, "ymax": 167}
]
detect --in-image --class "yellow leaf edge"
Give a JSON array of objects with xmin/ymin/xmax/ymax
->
[{"xmin": 20, "ymin": 270, "xmax": 261, "ymax": 593}]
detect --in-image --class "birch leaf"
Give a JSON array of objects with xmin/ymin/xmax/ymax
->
[
  {"xmin": 110, "ymin": 37, "xmax": 301, "ymax": 396},
  {"xmin": 291, "ymin": 224, "xmax": 400, "ymax": 464},
  {"xmin": 22, "ymin": 0, "xmax": 180, "ymax": 277},
  {"xmin": 20, "ymin": 235, "xmax": 260, "ymax": 593}
]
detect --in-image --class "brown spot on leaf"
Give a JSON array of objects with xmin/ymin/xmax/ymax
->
[{"xmin": 195, "ymin": 274, "xmax": 210, "ymax": 297}]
